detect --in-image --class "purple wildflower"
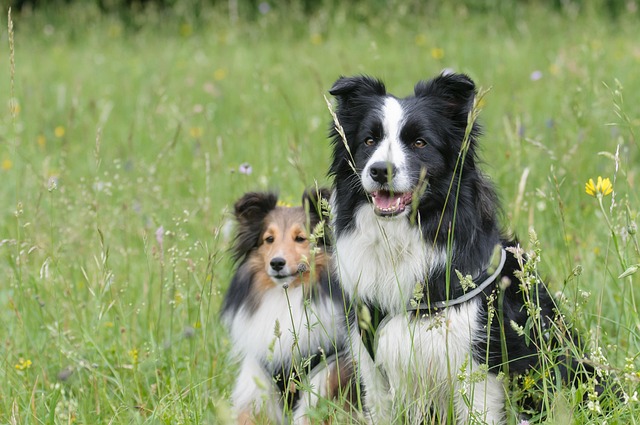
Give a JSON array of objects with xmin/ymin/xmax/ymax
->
[
  {"xmin": 530, "ymin": 70, "xmax": 543, "ymax": 81},
  {"xmin": 238, "ymin": 162, "xmax": 253, "ymax": 175},
  {"xmin": 258, "ymin": 2, "xmax": 271, "ymax": 14},
  {"xmin": 155, "ymin": 226, "xmax": 164, "ymax": 248}
]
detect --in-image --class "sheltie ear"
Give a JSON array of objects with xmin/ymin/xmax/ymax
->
[
  {"xmin": 234, "ymin": 192, "xmax": 278, "ymax": 223},
  {"xmin": 302, "ymin": 187, "xmax": 331, "ymax": 220},
  {"xmin": 231, "ymin": 192, "xmax": 278, "ymax": 262},
  {"xmin": 302, "ymin": 187, "xmax": 332, "ymax": 246},
  {"xmin": 329, "ymin": 75, "xmax": 386, "ymax": 105},
  {"xmin": 414, "ymin": 73, "xmax": 476, "ymax": 119}
]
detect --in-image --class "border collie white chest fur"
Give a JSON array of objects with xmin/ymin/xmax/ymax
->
[
  {"xmin": 327, "ymin": 73, "xmax": 597, "ymax": 423},
  {"xmin": 221, "ymin": 190, "xmax": 352, "ymax": 424}
]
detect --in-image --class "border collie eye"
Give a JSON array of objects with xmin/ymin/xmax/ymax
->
[
  {"xmin": 414, "ymin": 139, "xmax": 427, "ymax": 148},
  {"xmin": 364, "ymin": 138, "xmax": 375, "ymax": 146},
  {"xmin": 265, "ymin": 236, "xmax": 275, "ymax": 244},
  {"xmin": 295, "ymin": 235, "xmax": 307, "ymax": 243}
]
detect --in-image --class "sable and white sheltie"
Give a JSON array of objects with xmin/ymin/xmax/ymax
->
[
  {"xmin": 327, "ymin": 73, "xmax": 605, "ymax": 423},
  {"xmin": 221, "ymin": 189, "xmax": 354, "ymax": 424}
]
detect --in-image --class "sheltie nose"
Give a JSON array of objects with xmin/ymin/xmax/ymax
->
[
  {"xmin": 270, "ymin": 257, "xmax": 286, "ymax": 272},
  {"xmin": 369, "ymin": 161, "xmax": 396, "ymax": 184}
]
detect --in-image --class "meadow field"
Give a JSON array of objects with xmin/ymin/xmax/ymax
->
[{"xmin": 1, "ymin": 2, "xmax": 639, "ymax": 423}]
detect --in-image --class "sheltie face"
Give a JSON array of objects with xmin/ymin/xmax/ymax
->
[
  {"xmin": 247, "ymin": 205, "xmax": 323, "ymax": 290},
  {"xmin": 221, "ymin": 190, "xmax": 352, "ymax": 424}
]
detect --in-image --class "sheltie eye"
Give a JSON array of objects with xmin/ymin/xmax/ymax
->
[
  {"xmin": 294, "ymin": 235, "xmax": 307, "ymax": 243},
  {"xmin": 364, "ymin": 137, "xmax": 376, "ymax": 146},
  {"xmin": 413, "ymin": 138, "xmax": 427, "ymax": 148},
  {"xmin": 264, "ymin": 235, "xmax": 275, "ymax": 244}
]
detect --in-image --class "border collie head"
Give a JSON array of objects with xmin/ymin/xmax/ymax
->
[
  {"xmin": 328, "ymin": 73, "xmax": 494, "ymax": 236},
  {"xmin": 231, "ymin": 189, "xmax": 331, "ymax": 288},
  {"xmin": 328, "ymin": 73, "xmax": 502, "ymax": 275}
]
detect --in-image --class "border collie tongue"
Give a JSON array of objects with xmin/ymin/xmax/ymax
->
[{"xmin": 371, "ymin": 190, "xmax": 412, "ymax": 216}]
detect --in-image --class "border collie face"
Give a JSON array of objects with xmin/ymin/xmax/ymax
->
[{"xmin": 329, "ymin": 73, "xmax": 481, "ymax": 236}]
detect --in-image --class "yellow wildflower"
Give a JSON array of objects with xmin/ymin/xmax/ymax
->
[
  {"xmin": 10, "ymin": 101, "xmax": 20, "ymax": 116},
  {"xmin": 310, "ymin": 33, "xmax": 323, "ymax": 45},
  {"xmin": 189, "ymin": 127, "xmax": 203, "ymax": 138},
  {"xmin": 180, "ymin": 23, "xmax": 193, "ymax": 38},
  {"xmin": 54, "ymin": 126, "xmax": 65, "ymax": 138},
  {"xmin": 128, "ymin": 349, "xmax": 139, "ymax": 363},
  {"xmin": 585, "ymin": 176, "xmax": 613, "ymax": 197},
  {"xmin": 522, "ymin": 374, "xmax": 536, "ymax": 390},
  {"xmin": 108, "ymin": 24, "xmax": 122, "ymax": 38},
  {"xmin": 213, "ymin": 68, "xmax": 227, "ymax": 81},
  {"xmin": 2, "ymin": 158, "xmax": 12, "ymax": 171},
  {"xmin": 431, "ymin": 47, "xmax": 445, "ymax": 60},
  {"xmin": 15, "ymin": 358, "xmax": 32, "ymax": 370}
]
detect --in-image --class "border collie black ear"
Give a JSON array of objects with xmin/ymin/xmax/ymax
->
[
  {"xmin": 232, "ymin": 192, "xmax": 278, "ymax": 263},
  {"xmin": 414, "ymin": 73, "xmax": 476, "ymax": 120},
  {"xmin": 328, "ymin": 76, "xmax": 387, "ymax": 177},
  {"xmin": 329, "ymin": 75, "xmax": 386, "ymax": 104}
]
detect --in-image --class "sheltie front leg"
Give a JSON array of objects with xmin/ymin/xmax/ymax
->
[{"xmin": 232, "ymin": 356, "xmax": 282, "ymax": 424}]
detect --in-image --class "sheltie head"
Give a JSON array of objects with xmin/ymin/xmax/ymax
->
[{"xmin": 231, "ymin": 188, "xmax": 331, "ymax": 289}]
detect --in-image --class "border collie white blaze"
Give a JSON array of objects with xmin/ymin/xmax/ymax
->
[
  {"xmin": 328, "ymin": 73, "xmax": 602, "ymax": 423},
  {"xmin": 361, "ymin": 98, "xmax": 413, "ymax": 214},
  {"xmin": 221, "ymin": 190, "xmax": 354, "ymax": 424}
]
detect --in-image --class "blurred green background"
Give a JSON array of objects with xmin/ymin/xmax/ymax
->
[{"xmin": 1, "ymin": 1, "xmax": 639, "ymax": 423}]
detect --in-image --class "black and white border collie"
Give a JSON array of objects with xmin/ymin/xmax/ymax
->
[
  {"xmin": 327, "ymin": 73, "xmax": 598, "ymax": 423},
  {"xmin": 221, "ymin": 190, "xmax": 354, "ymax": 424}
]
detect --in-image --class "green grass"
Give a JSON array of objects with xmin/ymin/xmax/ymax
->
[{"xmin": 1, "ymin": 2, "xmax": 639, "ymax": 423}]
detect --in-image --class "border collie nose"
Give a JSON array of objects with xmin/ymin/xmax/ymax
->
[
  {"xmin": 369, "ymin": 161, "xmax": 396, "ymax": 184},
  {"xmin": 270, "ymin": 257, "xmax": 286, "ymax": 272}
]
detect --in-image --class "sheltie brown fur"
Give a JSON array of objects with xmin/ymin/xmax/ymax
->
[{"xmin": 244, "ymin": 205, "xmax": 328, "ymax": 293}]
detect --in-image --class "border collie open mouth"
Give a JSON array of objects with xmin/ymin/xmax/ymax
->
[{"xmin": 370, "ymin": 190, "xmax": 413, "ymax": 216}]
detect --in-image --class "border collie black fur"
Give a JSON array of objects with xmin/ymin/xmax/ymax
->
[
  {"xmin": 327, "ymin": 73, "xmax": 599, "ymax": 423},
  {"xmin": 221, "ymin": 190, "xmax": 353, "ymax": 424}
]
